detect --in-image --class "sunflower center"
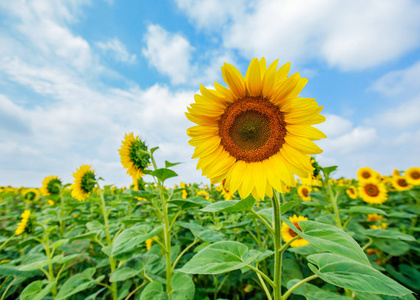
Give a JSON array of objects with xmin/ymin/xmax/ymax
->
[
  {"xmin": 397, "ymin": 178, "xmax": 408, "ymax": 187},
  {"xmin": 411, "ymin": 171, "xmax": 420, "ymax": 179},
  {"xmin": 289, "ymin": 223, "xmax": 302, "ymax": 238},
  {"xmin": 362, "ymin": 172, "xmax": 371, "ymax": 179},
  {"xmin": 219, "ymin": 96, "xmax": 286, "ymax": 162},
  {"xmin": 365, "ymin": 184, "xmax": 379, "ymax": 197},
  {"xmin": 47, "ymin": 178, "xmax": 61, "ymax": 195},
  {"xmin": 302, "ymin": 188, "xmax": 309, "ymax": 197},
  {"xmin": 349, "ymin": 188, "xmax": 355, "ymax": 195},
  {"xmin": 81, "ymin": 171, "xmax": 96, "ymax": 194},
  {"xmin": 25, "ymin": 192, "xmax": 36, "ymax": 201}
]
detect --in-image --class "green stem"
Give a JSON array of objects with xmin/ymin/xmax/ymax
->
[
  {"xmin": 0, "ymin": 277, "xmax": 17, "ymax": 300},
  {"xmin": 0, "ymin": 234, "xmax": 14, "ymax": 252},
  {"xmin": 42, "ymin": 226, "xmax": 57, "ymax": 297},
  {"xmin": 282, "ymin": 275, "xmax": 318, "ymax": 300},
  {"xmin": 327, "ymin": 181, "xmax": 342, "ymax": 229},
  {"xmin": 247, "ymin": 265, "xmax": 275, "ymax": 288},
  {"xmin": 251, "ymin": 208, "xmax": 274, "ymax": 234},
  {"xmin": 255, "ymin": 269, "xmax": 273, "ymax": 300},
  {"xmin": 272, "ymin": 190, "xmax": 283, "ymax": 300},
  {"xmin": 171, "ymin": 238, "xmax": 198, "ymax": 272},
  {"xmin": 59, "ymin": 187, "xmax": 66, "ymax": 237},
  {"xmin": 278, "ymin": 235, "xmax": 299, "ymax": 253},
  {"xmin": 362, "ymin": 238, "xmax": 373, "ymax": 251}
]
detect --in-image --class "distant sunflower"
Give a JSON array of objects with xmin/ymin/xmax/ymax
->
[
  {"xmin": 357, "ymin": 167, "xmax": 379, "ymax": 182},
  {"xmin": 119, "ymin": 133, "xmax": 150, "ymax": 179},
  {"xmin": 392, "ymin": 176, "xmax": 412, "ymax": 191},
  {"xmin": 366, "ymin": 213, "xmax": 383, "ymax": 222},
  {"xmin": 40, "ymin": 176, "xmax": 62, "ymax": 196},
  {"xmin": 70, "ymin": 165, "xmax": 96, "ymax": 201},
  {"xmin": 358, "ymin": 180, "xmax": 387, "ymax": 204},
  {"xmin": 22, "ymin": 188, "xmax": 40, "ymax": 201},
  {"xmin": 15, "ymin": 210, "xmax": 31, "ymax": 235},
  {"xmin": 370, "ymin": 222, "xmax": 388, "ymax": 230},
  {"xmin": 346, "ymin": 185, "xmax": 358, "ymax": 199},
  {"xmin": 405, "ymin": 167, "xmax": 420, "ymax": 186},
  {"xmin": 281, "ymin": 214, "xmax": 309, "ymax": 247},
  {"xmin": 186, "ymin": 58, "xmax": 326, "ymax": 200},
  {"xmin": 196, "ymin": 190, "xmax": 209, "ymax": 200},
  {"xmin": 297, "ymin": 185, "xmax": 311, "ymax": 201}
]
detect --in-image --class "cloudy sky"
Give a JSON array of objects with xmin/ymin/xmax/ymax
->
[{"xmin": 1, "ymin": 0, "xmax": 420, "ymax": 188}]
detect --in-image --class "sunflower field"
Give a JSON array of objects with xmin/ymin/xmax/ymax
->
[{"xmin": 1, "ymin": 59, "xmax": 420, "ymax": 300}]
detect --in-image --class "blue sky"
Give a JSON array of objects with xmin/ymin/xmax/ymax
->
[{"xmin": 1, "ymin": 0, "xmax": 420, "ymax": 188}]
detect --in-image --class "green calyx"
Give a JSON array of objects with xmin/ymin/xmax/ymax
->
[
  {"xmin": 129, "ymin": 139, "xmax": 150, "ymax": 171},
  {"xmin": 47, "ymin": 178, "xmax": 62, "ymax": 195},
  {"xmin": 81, "ymin": 171, "xmax": 96, "ymax": 194}
]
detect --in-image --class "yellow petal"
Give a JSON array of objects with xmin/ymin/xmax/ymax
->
[
  {"xmin": 284, "ymin": 106, "xmax": 324, "ymax": 124},
  {"xmin": 185, "ymin": 111, "xmax": 218, "ymax": 126},
  {"xmin": 286, "ymin": 124, "xmax": 327, "ymax": 140},
  {"xmin": 263, "ymin": 158, "xmax": 287, "ymax": 193},
  {"xmin": 265, "ymin": 182, "xmax": 273, "ymax": 198},
  {"xmin": 192, "ymin": 137, "xmax": 221, "ymax": 159},
  {"xmin": 187, "ymin": 125, "xmax": 219, "ymax": 138},
  {"xmin": 259, "ymin": 57, "xmax": 267, "ymax": 78},
  {"xmin": 262, "ymin": 59, "xmax": 279, "ymax": 98},
  {"xmin": 276, "ymin": 62, "xmax": 291, "ymax": 81},
  {"xmin": 196, "ymin": 146, "xmax": 223, "ymax": 169},
  {"xmin": 282, "ymin": 143, "xmax": 312, "ymax": 172},
  {"xmin": 271, "ymin": 73, "xmax": 300, "ymax": 106},
  {"xmin": 279, "ymin": 149, "xmax": 309, "ymax": 179},
  {"xmin": 214, "ymin": 81, "xmax": 235, "ymax": 103},
  {"xmin": 200, "ymin": 84, "xmax": 229, "ymax": 108},
  {"xmin": 227, "ymin": 161, "xmax": 247, "ymax": 194},
  {"xmin": 239, "ymin": 164, "xmax": 254, "ymax": 198},
  {"xmin": 222, "ymin": 63, "xmax": 245, "ymax": 99},
  {"xmin": 246, "ymin": 58, "xmax": 262, "ymax": 96},
  {"xmin": 269, "ymin": 154, "xmax": 295, "ymax": 187},
  {"xmin": 285, "ymin": 135, "xmax": 323, "ymax": 154},
  {"xmin": 303, "ymin": 114, "xmax": 326, "ymax": 125},
  {"xmin": 253, "ymin": 162, "xmax": 266, "ymax": 200},
  {"xmin": 280, "ymin": 98, "xmax": 316, "ymax": 113}
]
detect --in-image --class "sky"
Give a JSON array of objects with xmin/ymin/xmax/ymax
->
[{"xmin": 1, "ymin": 0, "xmax": 420, "ymax": 188}]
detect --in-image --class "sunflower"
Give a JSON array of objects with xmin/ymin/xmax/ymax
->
[
  {"xmin": 48, "ymin": 200, "xmax": 55, "ymax": 206},
  {"xmin": 366, "ymin": 213, "xmax": 383, "ymax": 222},
  {"xmin": 119, "ymin": 133, "xmax": 150, "ymax": 179},
  {"xmin": 358, "ymin": 180, "xmax": 387, "ymax": 204},
  {"xmin": 405, "ymin": 167, "xmax": 420, "ymax": 186},
  {"xmin": 180, "ymin": 182, "xmax": 188, "ymax": 199},
  {"xmin": 15, "ymin": 210, "xmax": 31, "ymax": 235},
  {"xmin": 357, "ymin": 167, "xmax": 380, "ymax": 182},
  {"xmin": 70, "ymin": 165, "xmax": 96, "ymax": 201},
  {"xmin": 370, "ymin": 222, "xmax": 388, "ymax": 230},
  {"xmin": 392, "ymin": 175, "xmax": 413, "ymax": 191},
  {"xmin": 297, "ymin": 185, "xmax": 311, "ymax": 201},
  {"xmin": 220, "ymin": 182, "xmax": 234, "ymax": 200},
  {"xmin": 392, "ymin": 169, "xmax": 400, "ymax": 177},
  {"xmin": 196, "ymin": 190, "xmax": 210, "ymax": 200},
  {"xmin": 346, "ymin": 185, "xmax": 358, "ymax": 199},
  {"xmin": 40, "ymin": 176, "xmax": 62, "ymax": 196},
  {"xmin": 22, "ymin": 188, "xmax": 40, "ymax": 201},
  {"xmin": 186, "ymin": 58, "xmax": 326, "ymax": 200},
  {"xmin": 281, "ymin": 214, "xmax": 309, "ymax": 247}
]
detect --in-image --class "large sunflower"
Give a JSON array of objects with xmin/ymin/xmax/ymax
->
[
  {"xmin": 405, "ymin": 167, "xmax": 420, "ymax": 186},
  {"xmin": 70, "ymin": 165, "xmax": 96, "ymax": 201},
  {"xmin": 119, "ymin": 133, "xmax": 150, "ymax": 179},
  {"xmin": 281, "ymin": 214, "xmax": 309, "ymax": 247},
  {"xmin": 392, "ymin": 175, "xmax": 412, "ymax": 191},
  {"xmin": 186, "ymin": 58, "xmax": 326, "ymax": 200},
  {"xmin": 357, "ymin": 167, "xmax": 380, "ymax": 182},
  {"xmin": 40, "ymin": 176, "xmax": 62, "ymax": 196},
  {"xmin": 358, "ymin": 180, "xmax": 387, "ymax": 204}
]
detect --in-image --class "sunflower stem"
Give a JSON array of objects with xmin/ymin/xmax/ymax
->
[
  {"xmin": 272, "ymin": 190, "xmax": 283, "ymax": 300},
  {"xmin": 59, "ymin": 186, "xmax": 66, "ymax": 237},
  {"xmin": 326, "ymin": 177, "xmax": 343, "ymax": 229},
  {"xmin": 282, "ymin": 274, "xmax": 318, "ymax": 300}
]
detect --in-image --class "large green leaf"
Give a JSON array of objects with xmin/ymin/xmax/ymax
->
[
  {"xmin": 112, "ymin": 225, "xmax": 163, "ymax": 258},
  {"xmin": 360, "ymin": 229, "xmax": 416, "ymax": 241},
  {"xmin": 56, "ymin": 268, "xmax": 104, "ymax": 300},
  {"xmin": 375, "ymin": 239, "xmax": 410, "ymax": 256},
  {"xmin": 386, "ymin": 264, "xmax": 420, "ymax": 291},
  {"xmin": 20, "ymin": 281, "xmax": 57, "ymax": 300},
  {"xmin": 307, "ymin": 253, "xmax": 413, "ymax": 296},
  {"xmin": 284, "ymin": 219, "xmax": 370, "ymax": 266},
  {"xmin": 150, "ymin": 168, "xmax": 178, "ymax": 182},
  {"xmin": 178, "ymin": 221, "xmax": 225, "ymax": 243},
  {"xmin": 140, "ymin": 281, "xmax": 167, "ymax": 300},
  {"xmin": 344, "ymin": 206, "xmax": 387, "ymax": 215},
  {"xmin": 179, "ymin": 241, "xmax": 261, "ymax": 274},
  {"xmin": 286, "ymin": 279, "xmax": 351, "ymax": 300},
  {"xmin": 169, "ymin": 196, "xmax": 211, "ymax": 210},
  {"xmin": 171, "ymin": 273, "xmax": 195, "ymax": 300},
  {"xmin": 201, "ymin": 195, "xmax": 255, "ymax": 213},
  {"xmin": 109, "ymin": 267, "xmax": 139, "ymax": 282}
]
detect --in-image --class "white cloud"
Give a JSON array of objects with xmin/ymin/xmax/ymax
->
[
  {"xmin": 315, "ymin": 114, "xmax": 353, "ymax": 139},
  {"xmin": 176, "ymin": 0, "xmax": 420, "ymax": 71},
  {"xmin": 96, "ymin": 38, "xmax": 137, "ymax": 64},
  {"xmin": 142, "ymin": 24, "xmax": 194, "ymax": 85}
]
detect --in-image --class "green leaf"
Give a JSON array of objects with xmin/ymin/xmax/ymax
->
[
  {"xmin": 322, "ymin": 166, "xmax": 338, "ymax": 177},
  {"xmin": 20, "ymin": 281, "xmax": 56, "ymax": 300},
  {"xmin": 177, "ymin": 221, "xmax": 225, "ymax": 243},
  {"xmin": 69, "ymin": 232, "xmax": 98, "ymax": 241},
  {"xmin": 284, "ymin": 219, "xmax": 370, "ymax": 266},
  {"xmin": 51, "ymin": 239, "xmax": 69, "ymax": 250},
  {"xmin": 286, "ymin": 279, "xmax": 351, "ymax": 300},
  {"xmin": 280, "ymin": 200, "xmax": 299, "ymax": 215},
  {"xmin": 387, "ymin": 212, "xmax": 416, "ymax": 219},
  {"xmin": 254, "ymin": 208, "xmax": 273, "ymax": 223},
  {"xmin": 150, "ymin": 147, "xmax": 159, "ymax": 155},
  {"xmin": 345, "ymin": 206, "xmax": 387, "ymax": 215},
  {"xmin": 360, "ymin": 229, "xmax": 416, "ymax": 241},
  {"xmin": 376, "ymin": 239, "xmax": 410, "ymax": 256},
  {"xmin": 165, "ymin": 160, "xmax": 181, "ymax": 168},
  {"xmin": 386, "ymin": 264, "xmax": 420, "ymax": 290},
  {"xmin": 56, "ymin": 268, "xmax": 101, "ymax": 300},
  {"xmin": 179, "ymin": 241, "xmax": 261, "ymax": 274},
  {"xmin": 150, "ymin": 168, "xmax": 178, "ymax": 182},
  {"xmin": 307, "ymin": 253, "xmax": 413, "ymax": 296},
  {"xmin": 109, "ymin": 267, "xmax": 139, "ymax": 282},
  {"xmin": 112, "ymin": 225, "xmax": 163, "ymax": 258},
  {"xmin": 169, "ymin": 196, "xmax": 211, "ymax": 209},
  {"xmin": 201, "ymin": 194, "xmax": 255, "ymax": 213},
  {"xmin": 140, "ymin": 281, "xmax": 167, "ymax": 300},
  {"xmin": 86, "ymin": 220, "xmax": 103, "ymax": 232},
  {"xmin": 171, "ymin": 273, "xmax": 195, "ymax": 300}
]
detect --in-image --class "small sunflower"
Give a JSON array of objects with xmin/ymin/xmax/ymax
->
[
  {"xmin": 15, "ymin": 210, "xmax": 31, "ymax": 235},
  {"xmin": 220, "ymin": 182, "xmax": 234, "ymax": 200},
  {"xmin": 392, "ymin": 169, "xmax": 400, "ymax": 177},
  {"xmin": 366, "ymin": 213, "xmax": 383, "ymax": 222},
  {"xmin": 22, "ymin": 188, "xmax": 40, "ymax": 201},
  {"xmin": 405, "ymin": 167, "xmax": 420, "ymax": 186},
  {"xmin": 370, "ymin": 222, "xmax": 388, "ymax": 230},
  {"xmin": 392, "ymin": 176, "xmax": 413, "ymax": 191},
  {"xmin": 70, "ymin": 165, "xmax": 96, "ymax": 201},
  {"xmin": 186, "ymin": 58, "xmax": 326, "ymax": 201},
  {"xmin": 180, "ymin": 182, "xmax": 188, "ymax": 199},
  {"xmin": 281, "ymin": 214, "xmax": 309, "ymax": 247},
  {"xmin": 40, "ymin": 176, "xmax": 62, "ymax": 196},
  {"xmin": 346, "ymin": 185, "xmax": 358, "ymax": 199},
  {"xmin": 357, "ymin": 167, "xmax": 380, "ymax": 182},
  {"xmin": 297, "ymin": 185, "xmax": 311, "ymax": 201},
  {"xmin": 119, "ymin": 133, "xmax": 150, "ymax": 179},
  {"xmin": 48, "ymin": 200, "xmax": 55, "ymax": 206},
  {"xmin": 358, "ymin": 180, "xmax": 387, "ymax": 204},
  {"xmin": 196, "ymin": 190, "xmax": 210, "ymax": 200}
]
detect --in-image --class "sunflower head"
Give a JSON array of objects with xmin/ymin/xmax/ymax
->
[
  {"xmin": 366, "ymin": 213, "xmax": 383, "ymax": 222},
  {"xmin": 358, "ymin": 180, "xmax": 387, "ymax": 205},
  {"xmin": 392, "ymin": 175, "xmax": 413, "ymax": 191},
  {"xmin": 15, "ymin": 210, "xmax": 32, "ymax": 235},
  {"xmin": 22, "ymin": 188, "xmax": 40, "ymax": 201},
  {"xmin": 405, "ymin": 167, "xmax": 420, "ymax": 186},
  {"xmin": 357, "ymin": 167, "xmax": 380, "ymax": 182},
  {"xmin": 346, "ymin": 185, "xmax": 358, "ymax": 199},
  {"xmin": 71, "ymin": 165, "xmax": 96, "ymax": 201},
  {"xmin": 297, "ymin": 185, "xmax": 312, "ymax": 201},
  {"xmin": 370, "ymin": 222, "xmax": 388, "ymax": 230},
  {"xmin": 40, "ymin": 176, "xmax": 62, "ymax": 196},
  {"xmin": 119, "ymin": 133, "xmax": 150, "ymax": 179},
  {"xmin": 281, "ymin": 214, "xmax": 309, "ymax": 247},
  {"xmin": 196, "ymin": 190, "xmax": 209, "ymax": 200},
  {"xmin": 186, "ymin": 58, "xmax": 326, "ymax": 201}
]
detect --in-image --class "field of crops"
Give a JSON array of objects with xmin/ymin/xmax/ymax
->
[{"xmin": 1, "ymin": 157, "xmax": 419, "ymax": 299}]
